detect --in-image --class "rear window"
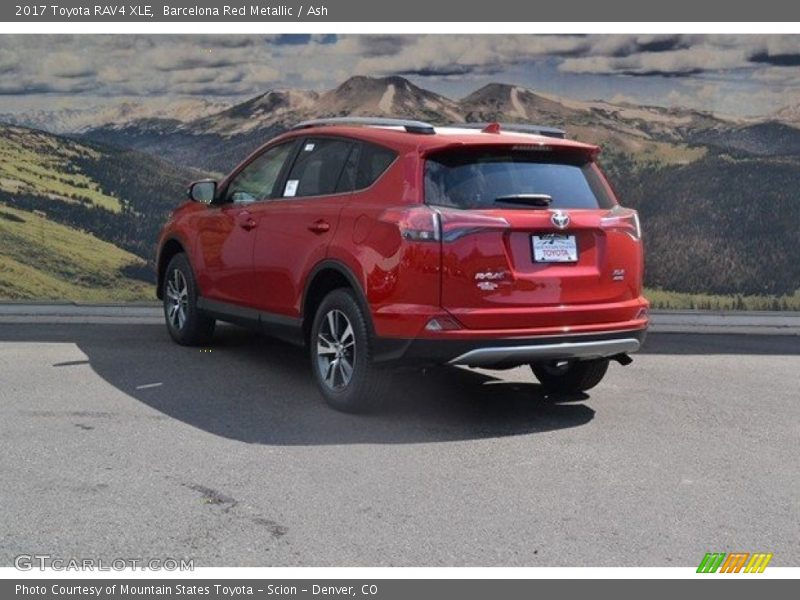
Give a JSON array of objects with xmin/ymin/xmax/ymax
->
[{"xmin": 424, "ymin": 149, "xmax": 614, "ymax": 210}]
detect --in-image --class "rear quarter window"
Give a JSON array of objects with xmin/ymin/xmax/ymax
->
[
  {"xmin": 321, "ymin": 140, "xmax": 398, "ymax": 194},
  {"xmin": 355, "ymin": 143, "xmax": 397, "ymax": 190}
]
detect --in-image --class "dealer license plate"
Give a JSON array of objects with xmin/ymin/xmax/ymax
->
[{"xmin": 532, "ymin": 234, "xmax": 578, "ymax": 263}]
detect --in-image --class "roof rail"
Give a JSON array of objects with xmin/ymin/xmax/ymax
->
[
  {"xmin": 292, "ymin": 117, "xmax": 436, "ymax": 135},
  {"xmin": 459, "ymin": 122, "xmax": 566, "ymax": 139}
]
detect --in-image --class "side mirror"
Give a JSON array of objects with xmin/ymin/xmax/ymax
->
[{"xmin": 187, "ymin": 180, "xmax": 217, "ymax": 204}]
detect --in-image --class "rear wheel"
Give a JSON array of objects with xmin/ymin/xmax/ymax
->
[
  {"xmin": 310, "ymin": 288, "xmax": 387, "ymax": 413},
  {"xmin": 530, "ymin": 358, "xmax": 609, "ymax": 394},
  {"xmin": 163, "ymin": 253, "xmax": 215, "ymax": 346}
]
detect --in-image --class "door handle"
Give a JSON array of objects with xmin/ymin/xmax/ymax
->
[
  {"xmin": 236, "ymin": 211, "xmax": 257, "ymax": 231},
  {"xmin": 308, "ymin": 219, "xmax": 331, "ymax": 234}
]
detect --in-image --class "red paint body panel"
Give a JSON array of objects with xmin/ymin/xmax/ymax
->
[
  {"xmin": 248, "ymin": 193, "xmax": 349, "ymax": 317},
  {"xmin": 192, "ymin": 204, "xmax": 258, "ymax": 306}
]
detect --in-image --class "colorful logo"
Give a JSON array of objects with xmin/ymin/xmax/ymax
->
[{"xmin": 697, "ymin": 552, "xmax": 773, "ymax": 573}]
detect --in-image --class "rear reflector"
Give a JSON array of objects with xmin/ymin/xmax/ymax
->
[{"xmin": 425, "ymin": 316, "xmax": 462, "ymax": 331}]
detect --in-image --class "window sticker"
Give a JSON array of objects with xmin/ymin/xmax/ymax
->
[
  {"xmin": 304, "ymin": 143, "xmax": 315, "ymax": 152},
  {"xmin": 284, "ymin": 179, "xmax": 299, "ymax": 197}
]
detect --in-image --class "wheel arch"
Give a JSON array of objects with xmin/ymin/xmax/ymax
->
[
  {"xmin": 301, "ymin": 260, "xmax": 374, "ymax": 344},
  {"xmin": 156, "ymin": 237, "xmax": 188, "ymax": 300}
]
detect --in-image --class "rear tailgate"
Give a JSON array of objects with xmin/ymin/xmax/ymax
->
[
  {"xmin": 439, "ymin": 208, "xmax": 643, "ymax": 329},
  {"xmin": 426, "ymin": 145, "xmax": 643, "ymax": 330}
]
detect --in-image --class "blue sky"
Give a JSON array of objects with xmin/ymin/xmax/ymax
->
[{"xmin": 1, "ymin": 34, "xmax": 799, "ymax": 117}]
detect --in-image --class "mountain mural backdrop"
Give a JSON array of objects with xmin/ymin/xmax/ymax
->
[{"xmin": 1, "ymin": 76, "xmax": 799, "ymax": 303}]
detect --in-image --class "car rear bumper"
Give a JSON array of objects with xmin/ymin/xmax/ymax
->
[
  {"xmin": 373, "ymin": 327, "xmax": 647, "ymax": 367},
  {"xmin": 448, "ymin": 336, "xmax": 641, "ymax": 367}
]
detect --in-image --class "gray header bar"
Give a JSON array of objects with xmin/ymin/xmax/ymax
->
[{"xmin": 3, "ymin": 0, "xmax": 800, "ymax": 22}]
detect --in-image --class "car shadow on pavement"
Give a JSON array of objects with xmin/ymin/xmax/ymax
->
[{"xmin": 0, "ymin": 322, "xmax": 596, "ymax": 445}]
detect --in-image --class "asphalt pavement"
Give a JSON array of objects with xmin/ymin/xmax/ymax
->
[{"xmin": 0, "ymin": 321, "xmax": 798, "ymax": 567}]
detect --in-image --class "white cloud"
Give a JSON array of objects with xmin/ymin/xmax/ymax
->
[
  {"xmin": 41, "ymin": 52, "xmax": 96, "ymax": 78},
  {"xmin": 1, "ymin": 34, "xmax": 800, "ymax": 117},
  {"xmin": 559, "ymin": 45, "xmax": 749, "ymax": 76}
]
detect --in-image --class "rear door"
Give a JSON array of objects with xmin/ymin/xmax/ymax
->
[
  {"xmin": 248, "ymin": 136, "xmax": 358, "ymax": 318},
  {"xmin": 425, "ymin": 146, "xmax": 642, "ymax": 329}
]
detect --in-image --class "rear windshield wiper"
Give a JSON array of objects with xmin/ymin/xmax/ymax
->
[{"xmin": 493, "ymin": 194, "xmax": 552, "ymax": 207}]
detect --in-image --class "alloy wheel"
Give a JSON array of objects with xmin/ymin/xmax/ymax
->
[
  {"xmin": 165, "ymin": 269, "xmax": 189, "ymax": 331},
  {"xmin": 316, "ymin": 309, "xmax": 356, "ymax": 390}
]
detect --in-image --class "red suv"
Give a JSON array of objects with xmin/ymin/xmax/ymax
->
[{"xmin": 156, "ymin": 118, "xmax": 648, "ymax": 412}]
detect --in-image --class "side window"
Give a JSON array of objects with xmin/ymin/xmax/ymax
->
[
  {"xmin": 283, "ymin": 138, "xmax": 353, "ymax": 199},
  {"xmin": 356, "ymin": 143, "xmax": 397, "ymax": 190},
  {"xmin": 335, "ymin": 144, "xmax": 361, "ymax": 194},
  {"xmin": 225, "ymin": 142, "xmax": 294, "ymax": 204}
]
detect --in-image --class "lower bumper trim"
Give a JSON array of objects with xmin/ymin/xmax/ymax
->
[{"xmin": 449, "ymin": 338, "xmax": 641, "ymax": 367}]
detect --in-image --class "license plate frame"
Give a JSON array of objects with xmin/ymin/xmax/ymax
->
[{"xmin": 531, "ymin": 233, "xmax": 579, "ymax": 263}]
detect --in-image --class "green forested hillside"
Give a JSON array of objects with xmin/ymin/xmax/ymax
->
[
  {"xmin": 0, "ymin": 125, "xmax": 123, "ymax": 212},
  {"xmin": 0, "ymin": 124, "xmax": 204, "ymax": 301},
  {"xmin": 609, "ymin": 152, "xmax": 800, "ymax": 296},
  {"xmin": 0, "ymin": 204, "xmax": 150, "ymax": 301},
  {"xmin": 0, "ymin": 123, "xmax": 205, "ymax": 260}
]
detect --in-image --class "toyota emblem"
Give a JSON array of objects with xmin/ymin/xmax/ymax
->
[{"xmin": 551, "ymin": 210, "xmax": 569, "ymax": 229}]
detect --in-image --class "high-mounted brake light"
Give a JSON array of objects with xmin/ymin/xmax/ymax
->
[
  {"xmin": 511, "ymin": 144, "xmax": 553, "ymax": 152},
  {"xmin": 601, "ymin": 207, "xmax": 642, "ymax": 240}
]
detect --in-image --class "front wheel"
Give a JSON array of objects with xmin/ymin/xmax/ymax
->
[
  {"xmin": 530, "ymin": 358, "xmax": 609, "ymax": 394},
  {"xmin": 163, "ymin": 253, "xmax": 215, "ymax": 346},
  {"xmin": 310, "ymin": 289, "xmax": 388, "ymax": 413}
]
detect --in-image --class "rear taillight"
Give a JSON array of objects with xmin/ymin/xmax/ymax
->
[
  {"xmin": 439, "ymin": 209, "xmax": 510, "ymax": 242},
  {"xmin": 381, "ymin": 206, "xmax": 441, "ymax": 242},
  {"xmin": 380, "ymin": 206, "xmax": 510, "ymax": 243},
  {"xmin": 601, "ymin": 207, "xmax": 641, "ymax": 240}
]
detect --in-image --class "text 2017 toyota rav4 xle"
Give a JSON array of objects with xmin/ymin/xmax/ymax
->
[{"xmin": 156, "ymin": 118, "xmax": 648, "ymax": 412}]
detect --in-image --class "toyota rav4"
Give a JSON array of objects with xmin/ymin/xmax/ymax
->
[{"xmin": 156, "ymin": 118, "xmax": 648, "ymax": 412}]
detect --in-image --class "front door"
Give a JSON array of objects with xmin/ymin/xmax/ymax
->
[{"xmin": 194, "ymin": 140, "xmax": 297, "ymax": 307}]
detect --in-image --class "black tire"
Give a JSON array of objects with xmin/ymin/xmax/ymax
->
[
  {"xmin": 530, "ymin": 358, "xmax": 609, "ymax": 394},
  {"xmin": 162, "ymin": 253, "xmax": 215, "ymax": 346},
  {"xmin": 309, "ymin": 288, "xmax": 388, "ymax": 413}
]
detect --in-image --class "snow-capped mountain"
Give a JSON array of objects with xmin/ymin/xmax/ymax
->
[
  {"xmin": 6, "ymin": 75, "xmax": 797, "ymax": 171},
  {"xmin": 315, "ymin": 76, "xmax": 463, "ymax": 122}
]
